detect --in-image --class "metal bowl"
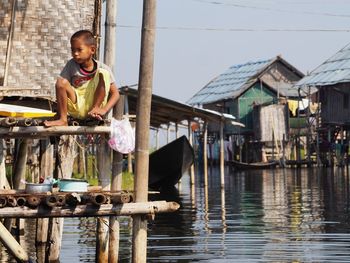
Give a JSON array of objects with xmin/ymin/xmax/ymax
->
[
  {"xmin": 25, "ymin": 183, "xmax": 52, "ymax": 193},
  {"xmin": 58, "ymin": 179, "xmax": 88, "ymax": 192}
]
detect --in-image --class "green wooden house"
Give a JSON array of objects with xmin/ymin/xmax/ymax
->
[{"xmin": 188, "ymin": 56, "xmax": 304, "ymax": 136}]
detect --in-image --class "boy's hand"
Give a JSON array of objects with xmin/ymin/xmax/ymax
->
[{"xmin": 88, "ymin": 107, "xmax": 106, "ymax": 120}]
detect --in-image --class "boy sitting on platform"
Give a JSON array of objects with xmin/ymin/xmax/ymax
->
[{"xmin": 44, "ymin": 30, "xmax": 119, "ymax": 127}]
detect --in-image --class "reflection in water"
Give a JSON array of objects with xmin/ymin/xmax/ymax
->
[{"xmin": 1, "ymin": 168, "xmax": 350, "ymax": 262}]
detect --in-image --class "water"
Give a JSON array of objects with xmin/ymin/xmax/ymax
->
[{"xmin": 2, "ymin": 167, "xmax": 350, "ymax": 262}]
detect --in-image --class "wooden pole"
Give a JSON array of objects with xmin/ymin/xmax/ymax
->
[
  {"xmin": 203, "ymin": 121, "xmax": 208, "ymax": 187},
  {"xmin": 96, "ymin": 134, "xmax": 111, "ymax": 263},
  {"xmin": 110, "ymin": 92, "xmax": 124, "ymax": 263},
  {"xmin": 132, "ymin": 0, "xmax": 157, "ymax": 262},
  {"xmin": 47, "ymin": 135, "xmax": 76, "ymax": 262},
  {"xmin": 0, "ymin": 221, "xmax": 29, "ymax": 262},
  {"xmin": 0, "ymin": 201, "xmax": 180, "ymax": 218},
  {"xmin": 188, "ymin": 120, "xmax": 195, "ymax": 185},
  {"xmin": 156, "ymin": 128, "xmax": 159, "ymax": 150},
  {"xmin": 36, "ymin": 139, "xmax": 54, "ymax": 261},
  {"xmin": 0, "ymin": 140, "xmax": 10, "ymax": 190},
  {"xmin": 167, "ymin": 124, "xmax": 170, "ymax": 143},
  {"xmin": 219, "ymin": 118, "xmax": 225, "ymax": 188}
]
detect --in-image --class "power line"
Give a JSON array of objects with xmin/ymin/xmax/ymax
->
[
  {"xmin": 190, "ymin": 0, "xmax": 350, "ymax": 18},
  {"xmin": 118, "ymin": 25, "xmax": 350, "ymax": 33}
]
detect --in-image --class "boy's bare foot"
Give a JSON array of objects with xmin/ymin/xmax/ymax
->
[{"xmin": 44, "ymin": 119, "xmax": 68, "ymax": 127}]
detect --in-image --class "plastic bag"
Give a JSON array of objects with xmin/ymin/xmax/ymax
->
[{"xmin": 108, "ymin": 117, "xmax": 135, "ymax": 153}]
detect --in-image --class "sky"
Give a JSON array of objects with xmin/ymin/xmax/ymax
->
[{"xmin": 111, "ymin": 0, "xmax": 350, "ymax": 103}]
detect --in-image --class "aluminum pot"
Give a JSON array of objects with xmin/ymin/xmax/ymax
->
[
  {"xmin": 25, "ymin": 183, "xmax": 52, "ymax": 193},
  {"xmin": 57, "ymin": 179, "xmax": 88, "ymax": 192}
]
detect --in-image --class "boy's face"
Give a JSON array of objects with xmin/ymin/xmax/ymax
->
[{"xmin": 71, "ymin": 37, "xmax": 95, "ymax": 65}]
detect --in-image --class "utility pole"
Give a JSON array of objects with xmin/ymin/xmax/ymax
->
[{"xmin": 132, "ymin": 1, "xmax": 157, "ymax": 262}]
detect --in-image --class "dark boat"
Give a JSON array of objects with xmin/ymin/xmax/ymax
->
[
  {"xmin": 148, "ymin": 135, "xmax": 194, "ymax": 190},
  {"xmin": 229, "ymin": 160, "xmax": 278, "ymax": 170}
]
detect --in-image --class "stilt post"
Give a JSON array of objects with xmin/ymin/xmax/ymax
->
[
  {"xmin": 132, "ymin": 0, "xmax": 157, "ymax": 262},
  {"xmin": 219, "ymin": 118, "xmax": 225, "ymax": 188}
]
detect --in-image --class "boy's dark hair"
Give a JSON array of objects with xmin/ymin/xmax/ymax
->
[{"xmin": 71, "ymin": 30, "xmax": 96, "ymax": 46}]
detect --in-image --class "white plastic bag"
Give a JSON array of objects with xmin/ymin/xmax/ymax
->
[{"xmin": 108, "ymin": 117, "xmax": 135, "ymax": 154}]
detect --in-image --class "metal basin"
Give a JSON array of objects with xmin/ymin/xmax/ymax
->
[
  {"xmin": 25, "ymin": 183, "xmax": 52, "ymax": 193},
  {"xmin": 58, "ymin": 179, "xmax": 88, "ymax": 192}
]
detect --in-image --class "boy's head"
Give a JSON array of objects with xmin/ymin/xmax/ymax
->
[{"xmin": 70, "ymin": 30, "xmax": 96, "ymax": 65}]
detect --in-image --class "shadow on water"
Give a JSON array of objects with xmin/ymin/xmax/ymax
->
[{"xmin": 2, "ymin": 167, "xmax": 350, "ymax": 262}]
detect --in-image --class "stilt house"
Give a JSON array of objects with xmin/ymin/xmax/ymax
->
[
  {"xmin": 188, "ymin": 56, "xmax": 304, "ymax": 136},
  {"xmin": 296, "ymin": 43, "xmax": 350, "ymax": 165}
]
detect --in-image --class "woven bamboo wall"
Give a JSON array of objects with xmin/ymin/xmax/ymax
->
[{"xmin": 0, "ymin": 0, "xmax": 96, "ymax": 99}]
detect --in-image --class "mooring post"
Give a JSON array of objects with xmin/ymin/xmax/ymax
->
[
  {"xmin": 220, "ymin": 118, "xmax": 225, "ymax": 188},
  {"xmin": 203, "ymin": 121, "xmax": 208, "ymax": 187},
  {"xmin": 132, "ymin": 0, "xmax": 157, "ymax": 262}
]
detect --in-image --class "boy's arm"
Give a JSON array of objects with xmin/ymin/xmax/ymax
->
[
  {"xmin": 102, "ymin": 82, "xmax": 120, "ymax": 113},
  {"xmin": 88, "ymin": 73, "xmax": 119, "ymax": 119}
]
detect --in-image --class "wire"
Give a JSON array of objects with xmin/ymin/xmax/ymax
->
[
  {"xmin": 118, "ymin": 25, "xmax": 350, "ymax": 33},
  {"xmin": 190, "ymin": 0, "xmax": 350, "ymax": 19}
]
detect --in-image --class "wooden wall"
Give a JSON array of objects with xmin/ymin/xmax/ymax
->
[{"xmin": 320, "ymin": 83, "xmax": 350, "ymax": 125}]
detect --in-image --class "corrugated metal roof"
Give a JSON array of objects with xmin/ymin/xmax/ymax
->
[
  {"xmin": 187, "ymin": 59, "xmax": 273, "ymax": 105},
  {"xmin": 296, "ymin": 43, "xmax": 350, "ymax": 87}
]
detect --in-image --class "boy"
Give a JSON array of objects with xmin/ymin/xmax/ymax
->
[{"xmin": 44, "ymin": 30, "xmax": 119, "ymax": 127}]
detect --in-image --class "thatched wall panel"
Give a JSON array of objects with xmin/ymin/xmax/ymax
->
[{"xmin": 0, "ymin": 0, "xmax": 96, "ymax": 99}]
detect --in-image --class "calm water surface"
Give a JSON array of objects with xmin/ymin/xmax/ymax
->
[{"xmin": 1, "ymin": 167, "xmax": 350, "ymax": 262}]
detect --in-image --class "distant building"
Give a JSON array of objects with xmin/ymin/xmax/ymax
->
[
  {"xmin": 188, "ymin": 56, "xmax": 304, "ymax": 136},
  {"xmin": 296, "ymin": 43, "xmax": 350, "ymax": 127}
]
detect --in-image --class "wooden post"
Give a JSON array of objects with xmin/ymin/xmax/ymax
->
[
  {"xmin": 102, "ymin": 0, "xmax": 118, "ymax": 260},
  {"xmin": 340, "ymin": 126, "xmax": 344, "ymax": 166},
  {"xmin": 156, "ymin": 128, "xmax": 159, "ymax": 150},
  {"xmin": 188, "ymin": 120, "xmax": 195, "ymax": 185},
  {"xmin": 132, "ymin": 0, "xmax": 157, "ymax": 262},
  {"xmin": 36, "ymin": 139, "xmax": 54, "ymax": 262},
  {"xmin": 0, "ymin": 140, "xmax": 10, "ymax": 190},
  {"xmin": 96, "ymin": 135, "xmax": 111, "ymax": 263},
  {"xmin": 12, "ymin": 139, "xmax": 28, "ymax": 190},
  {"xmin": 0, "ymin": 221, "xmax": 29, "ymax": 262},
  {"xmin": 110, "ymin": 95, "xmax": 124, "ymax": 263},
  {"xmin": 203, "ymin": 121, "xmax": 208, "ymax": 187},
  {"xmin": 167, "ymin": 124, "xmax": 170, "ymax": 143},
  {"xmin": 47, "ymin": 135, "xmax": 76, "ymax": 262},
  {"xmin": 175, "ymin": 123, "xmax": 179, "ymax": 139},
  {"xmin": 219, "ymin": 118, "xmax": 225, "ymax": 188}
]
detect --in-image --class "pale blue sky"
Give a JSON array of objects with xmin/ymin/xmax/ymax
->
[{"xmin": 112, "ymin": 0, "xmax": 350, "ymax": 103}]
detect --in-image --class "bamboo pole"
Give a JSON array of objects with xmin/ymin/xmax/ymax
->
[
  {"xmin": 156, "ymin": 128, "xmax": 159, "ymax": 150},
  {"xmin": 219, "ymin": 119, "xmax": 225, "ymax": 188},
  {"xmin": 0, "ymin": 201, "xmax": 179, "ymax": 218},
  {"xmin": 167, "ymin": 124, "xmax": 170, "ymax": 143},
  {"xmin": 132, "ymin": 0, "xmax": 157, "ymax": 262},
  {"xmin": 203, "ymin": 121, "xmax": 208, "ymax": 187},
  {"xmin": 0, "ymin": 221, "xmax": 29, "ymax": 262}
]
